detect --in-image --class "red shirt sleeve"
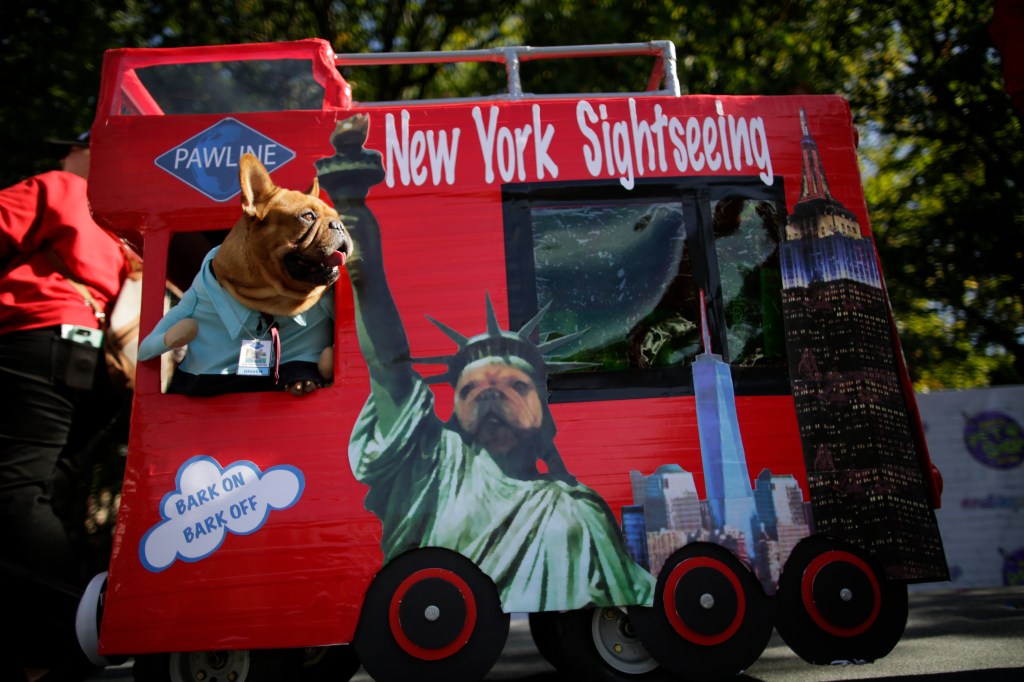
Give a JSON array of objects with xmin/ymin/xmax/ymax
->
[
  {"xmin": 1, "ymin": 171, "xmax": 129, "ymax": 334},
  {"xmin": 1, "ymin": 173, "xmax": 51, "ymax": 259}
]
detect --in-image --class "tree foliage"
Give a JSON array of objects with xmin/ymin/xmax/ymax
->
[
  {"xmin": 2, "ymin": 0, "xmax": 1019, "ymax": 388},
  {"xmin": 846, "ymin": 1, "xmax": 1024, "ymax": 389},
  {"xmin": 1, "ymin": 1, "xmax": 125, "ymax": 182}
]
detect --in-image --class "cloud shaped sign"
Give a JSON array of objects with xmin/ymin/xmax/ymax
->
[{"xmin": 140, "ymin": 456, "xmax": 304, "ymax": 572}]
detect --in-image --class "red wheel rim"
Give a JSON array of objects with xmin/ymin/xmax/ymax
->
[
  {"xmin": 662, "ymin": 556, "xmax": 745, "ymax": 646},
  {"xmin": 801, "ymin": 550, "xmax": 881, "ymax": 637},
  {"xmin": 388, "ymin": 568, "xmax": 478, "ymax": 660}
]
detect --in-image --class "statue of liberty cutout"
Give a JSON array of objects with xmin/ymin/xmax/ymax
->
[{"xmin": 317, "ymin": 114, "xmax": 654, "ymax": 613}]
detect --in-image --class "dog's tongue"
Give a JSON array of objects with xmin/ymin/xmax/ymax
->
[{"xmin": 324, "ymin": 251, "xmax": 347, "ymax": 268}]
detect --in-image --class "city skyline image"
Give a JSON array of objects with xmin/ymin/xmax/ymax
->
[
  {"xmin": 623, "ymin": 296, "xmax": 813, "ymax": 593},
  {"xmin": 620, "ymin": 108, "xmax": 947, "ymax": 588},
  {"xmin": 777, "ymin": 109, "xmax": 947, "ymax": 581}
]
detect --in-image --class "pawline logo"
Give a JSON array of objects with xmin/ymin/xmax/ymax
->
[
  {"xmin": 155, "ymin": 118, "xmax": 295, "ymax": 201},
  {"xmin": 963, "ymin": 410, "xmax": 1023, "ymax": 469}
]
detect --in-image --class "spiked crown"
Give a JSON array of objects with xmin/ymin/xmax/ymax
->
[{"xmin": 417, "ymin": 293, "xmax": 594, "ymax": 386}]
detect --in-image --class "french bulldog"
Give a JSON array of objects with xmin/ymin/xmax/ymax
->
[{"xmin": 139, "ymin": 153, "xmax": 350, "ymax": 396}]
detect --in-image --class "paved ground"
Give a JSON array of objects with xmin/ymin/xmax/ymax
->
[{"xmin": 93, "ymin": 586, "xmax": 1024, "ymax": 681}]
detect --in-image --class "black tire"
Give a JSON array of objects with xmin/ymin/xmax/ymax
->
[
  {"xmin": 352, "ymin": 548, "xmax": 510, "ymax": 682},
  {"xmin": 527, "ymin": 611, "xmax": 566, "ymax": 669},
  {"xmin": 300, "ymin": 645, "xmax": 360, "ymax": 681},
  {"xmin": 554, "ymin": 608, "xmax": 674, "ymax": 682},
  {"xmin": 629, "ymin": 543, "xmax": 774, "ymax": 681},
  {"xmin": 132, "ymin": 648, "xmax": 303, "ymax": 682},
  {"xmin": 775, "ymin": 536, "xmax": 908, "ymax": 665}
]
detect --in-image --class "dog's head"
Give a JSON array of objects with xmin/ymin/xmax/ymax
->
[
  {"xmin": 213, "ymin": 154, "xmax": 351, "ymax": 316},
  {"xmin": 453, "ymin": 356, "xmax": 544, "ymax": 455}
]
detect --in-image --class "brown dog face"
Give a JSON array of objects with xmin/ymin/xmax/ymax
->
[
  {"xmin": 453, "ymin": 357, "xmax": 544, "ymax": 455},
  {"xmin": 213, "ymin": 154, "xmax": 351, "ymax": 316}
]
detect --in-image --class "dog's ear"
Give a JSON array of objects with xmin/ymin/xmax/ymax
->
[
  {"xmin": 307, "ymin": 177, "xmax": 320, "ymax": 199},
  {"xmin": 239, "ymin": 154, "xmax": 275, "ymax": 220}
]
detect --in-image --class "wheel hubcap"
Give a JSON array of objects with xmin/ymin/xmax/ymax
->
[
  {"xmin": 388, "ymin": 568, "xmax": 477, "ymax": 660},
  {"xmin": 801, "ymin": 550, "xmax": 881, "ymax": 637},
  {"xmin": 662, "ymin": 557, "xmax": 745, "ymax": 646},
  {"xmin": 591, "ymin": 608, "xmax": 659, "ymax": 674},
  {"xmin": 171, "ymin": 651, "xmax": 250, "ymax": 682}
]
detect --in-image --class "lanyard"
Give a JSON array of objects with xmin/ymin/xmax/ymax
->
[{"xmin": 256, "ymin": 313, "xmax": 282, "ymax": 384}]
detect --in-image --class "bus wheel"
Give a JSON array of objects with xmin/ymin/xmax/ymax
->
[
  {"xmin": 629, "ymin": 543, "xmax": 774, "ymax": 681},
  {"xmin": 75, "ymin": 572, "xmax": 114, "ymax": 668},
  {"xmin": 353, "ymin": 548, "xmax": 510, "ymax": 682},
  {"xmin": 527, "ymin": 611, "xmax": 566, "ymax": 669},
  {"xmin": 300, "ymin": 645, "xmax": 360, "ymax": 681},
  {"xmin": 132, "ymin": 648, "xmax": 302, "ymax": 682},
  {"xmin": 551, "ymin": 608, "xmax": 673, "ymax": 681},
  {"xmin": 775, "ymin": 537, "xmax": 908, "ymax": 665}
]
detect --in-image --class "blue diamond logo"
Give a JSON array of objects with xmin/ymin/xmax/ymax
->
[{"xmin": 155, "ymin": 118, "xmax": 295, "ymax": 202}]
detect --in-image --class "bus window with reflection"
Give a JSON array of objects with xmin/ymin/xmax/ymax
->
[
  {"xmin": 530, "ymin": 200, "xmax": 700, "ymax": 372},
  {"xmin": 712, "ymin": 197, "xmax": 786, "ymax": 369}
]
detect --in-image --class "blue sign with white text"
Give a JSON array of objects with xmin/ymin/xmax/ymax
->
[{"xmin": 155, "ymin": 118, "xmax": 295, "ymax": 202}]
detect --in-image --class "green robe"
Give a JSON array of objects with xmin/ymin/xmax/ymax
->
[{"xmin": 349, "ymin": 379, "xmax": 655, "ymax": 612}]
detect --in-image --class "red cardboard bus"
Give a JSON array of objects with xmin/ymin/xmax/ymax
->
[{"xmin": 78, "ymin": 39, "xmax": 947, "ymax": 682}]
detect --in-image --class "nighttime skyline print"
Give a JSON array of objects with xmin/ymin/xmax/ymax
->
[{"xmin": 777, "ymin": 110, "xmax": 947, "ymax": 581}]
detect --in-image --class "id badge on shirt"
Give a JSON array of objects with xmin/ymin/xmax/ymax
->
[{"xmin": 238, "ymin": 339, "xmax": 272, "ymax": 376}]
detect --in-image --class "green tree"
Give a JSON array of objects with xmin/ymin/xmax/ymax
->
[
  {"xmin": 1, "ymin": 1, "xmax": 127, "ymax": 184},
  {"xmin": 101, "ymin": 1, "xmax": 525, "ymax": 101},
  {"xmin": 846, "ymin": 1, "xmax": 1023, "ymax": 388}
]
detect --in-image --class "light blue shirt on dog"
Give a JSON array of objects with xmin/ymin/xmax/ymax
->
[{"xmin": 138, "ymin": 246, "xmax": 333, "ymax": 375}]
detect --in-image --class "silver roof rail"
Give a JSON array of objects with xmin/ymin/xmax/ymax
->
[{"xmin": 334, "ymin": 41, "xmax": 680, "ymax": 105}]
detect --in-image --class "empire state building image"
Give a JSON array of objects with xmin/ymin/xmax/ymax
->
[{"xmin": 778, "ymin": 110, "xmax": 947, "ymax": 582}]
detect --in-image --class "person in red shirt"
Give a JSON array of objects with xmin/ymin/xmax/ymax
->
[{"xmin": 0, "ymin": 131, "xmax": 130, "ymax": 681}]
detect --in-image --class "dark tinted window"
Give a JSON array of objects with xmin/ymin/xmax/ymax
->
[
  {"xmin": 131, "ymin": 59, "xmax": 324, "ymax": 114},
  {"xmin": 504, "ymin": 178, "xmax": 787, "ymax": 400}
]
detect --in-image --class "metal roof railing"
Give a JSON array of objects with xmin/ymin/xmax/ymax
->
[{"xmin": 334, "ymin": 41, "xmax": 681, "ymax": 105}]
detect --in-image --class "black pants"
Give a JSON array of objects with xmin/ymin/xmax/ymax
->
[{"xmin": 0, "ymin": 326, "xmax": 119, "ymax": 670}]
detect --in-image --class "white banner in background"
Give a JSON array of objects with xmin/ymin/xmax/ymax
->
[{"xmin": 913, "ymin": 385, "xmax": 1024, "ymax": 590}]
